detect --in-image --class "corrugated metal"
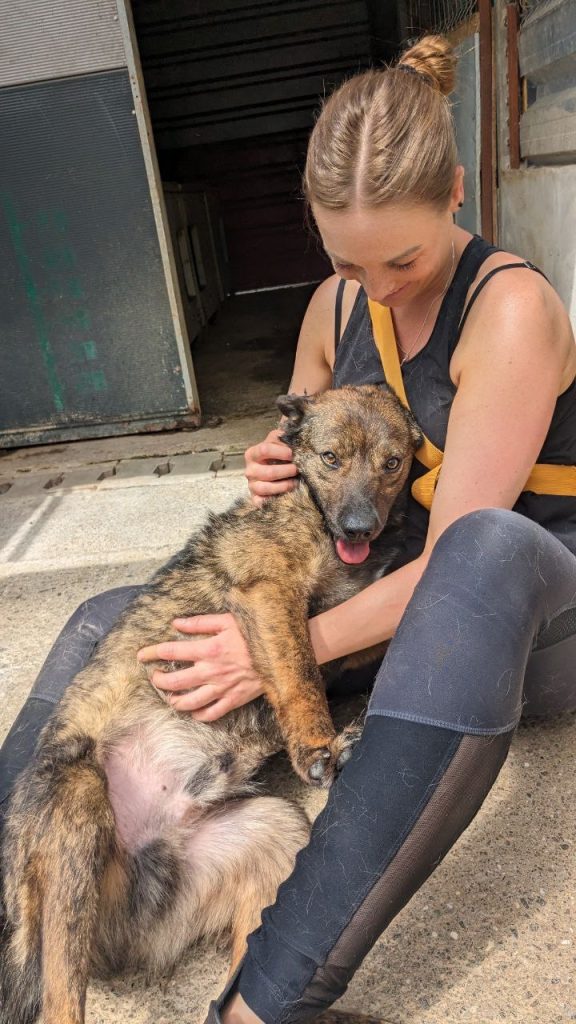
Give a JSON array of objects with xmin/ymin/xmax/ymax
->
[
  {"xmin": 0, "ymin": 69, "xmax": 194, "ymax": 447},
  {"xmin": 132, "ymin": 0, "xmax": 372, "ymax": 147},
  {"xmin": 0, "ymin": 0, "xmax": 126, "ymax": 89},
  {"xmin": 518, "ymin": 0, "xmax": 576, "ymax": 163}
]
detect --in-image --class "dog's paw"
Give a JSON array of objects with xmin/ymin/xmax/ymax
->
[
  {"xmin": 291, "ymin": 744, "xmax": 337, "ymax": 788},
  {"xmin": 291, "ymin": 726, "xmax": 363, "ymax": 788},
  {"xmin": 331, "ymin": 724, "xmax": 364, "ymax": 772}
]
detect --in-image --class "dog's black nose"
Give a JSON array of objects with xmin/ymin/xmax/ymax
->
[{"xmin": 340, "ymin": 514, "xmax": 376, "ymax": 542}]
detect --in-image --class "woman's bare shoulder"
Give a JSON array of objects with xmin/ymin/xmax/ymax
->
[{"xmin": 454, "ymin": 247, "xmax": 576, "ymax": 392}]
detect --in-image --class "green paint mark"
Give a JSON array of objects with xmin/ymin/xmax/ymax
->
[
  {"xmin": 37, "ymin": 208, "xmax": 68, "ymax": 235},
  {"xmin": 68, "ymin": 278, "xmax": 85, "ymax": 301},
  {"xmin": 1, "ymin": 193, "xmax": 64, "ymax": 413},
  {"xmin": 83, "ymin": 340, "xmax": 97, "ymax": 360},
  {"xmin": 79, "ymin": 369, "xmax": 107, "ymax": 393},
  {"xmin": 45, "ymin": 246, "xmax": 75, "ymax": 271},
  {"xmin": 76, "ymin": 310, "xmax": 91, "ymax": 331}
]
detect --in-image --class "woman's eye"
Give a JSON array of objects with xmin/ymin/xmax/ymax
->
[
  {"xmin": 321, "ymin": 451, "xmax": 340, "ymax": 468},
  {"xmin": 384, "ymin": 456, "xmax": 402, "ymax": 472},
  {"xmin": 333, "ymin": 261, "xmax": 355, "ymax": 273},
  {"xmin": 392, "ymin": 259, "xmax": 417, "ymax": 273}
]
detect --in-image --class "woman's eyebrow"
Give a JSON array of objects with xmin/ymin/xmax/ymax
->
[
  {"xmin": 328, "ymin": 244, "xmax": 422, "ymax": 265},
  {"xmin": 387, "ymin": 244, "xmax": 422, "ymax": 263}
]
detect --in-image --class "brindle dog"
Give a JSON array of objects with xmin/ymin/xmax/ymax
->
[{"xmin": 0, "ymin": 384, "xmax": 421, "ymax": 1024}]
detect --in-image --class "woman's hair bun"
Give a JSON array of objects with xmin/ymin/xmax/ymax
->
[{"xmin": 397, "ymin": 35, "xmax": 457, "ymax": 97}]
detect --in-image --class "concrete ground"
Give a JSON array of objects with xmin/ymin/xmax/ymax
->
[{"xmin": 0, "ymin": 424, "xmax": 574, "ymax": 1024}]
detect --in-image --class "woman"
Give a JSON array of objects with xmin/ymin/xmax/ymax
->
[
  {"xmin": 2, "ymin": 34, "xmax": 576, "ymax": 1024},
  {"xmin": 146, "ymin": 36, "xmax": 576, "ymax": 1024}
]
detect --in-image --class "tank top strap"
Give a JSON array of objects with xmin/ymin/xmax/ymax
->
[
  {"xmin": 334, "ymin": 277, "xmax": 346, "ymax": 351},
  {"xmin": 430, "ymin": 235, "xmax": 501, "ymax": 357},
  {"xmin": 457, "ymin": 260, "xmax": 549, "ymax": 338}
]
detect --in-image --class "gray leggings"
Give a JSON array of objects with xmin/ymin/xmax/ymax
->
[{"xmin": 220, "ymin": 509, "xmax": 576, "ymax": 1023}]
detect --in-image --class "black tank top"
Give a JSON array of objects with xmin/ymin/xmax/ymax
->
[{"xmin": 333, "ymin": 234, "xmax": 576, "ymax": 559}]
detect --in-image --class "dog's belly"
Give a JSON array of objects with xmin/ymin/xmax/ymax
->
[
  {"xmin": 104, "ymin": 719, "xmax": 261, "ymax": 854},
  {"xmin": 105, "ymin": 741, "xmax": 195, "ymax": 851}
]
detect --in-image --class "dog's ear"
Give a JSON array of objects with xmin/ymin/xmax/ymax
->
[
  {"xmin": 406, "ymin": 409, "xmax": 423, "ymax": 451},
  {"xmin": 276, "ymin": 393, "xmax": 313, "ymax": 426},
  {"xmin": 276, "ymin": 393, "xmax": 314, "ymax": 448}
]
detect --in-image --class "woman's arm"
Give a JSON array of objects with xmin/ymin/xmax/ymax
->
[
  {"xmin": 140, "ymin": 267, "xmax": 573, "ymax": 716},
  {"xmin": 309, "ymin": 266, "xmax": 574, "ymax": 659}
]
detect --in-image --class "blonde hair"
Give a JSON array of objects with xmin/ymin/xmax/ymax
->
[{"xmin": 303, "ymin": 36, "xmax": 458, "ymax": 211}]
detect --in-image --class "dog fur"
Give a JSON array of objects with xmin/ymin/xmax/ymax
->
[{"xmin": 0, "ymin": 384, "xmax": 421, "ymax": 1024}]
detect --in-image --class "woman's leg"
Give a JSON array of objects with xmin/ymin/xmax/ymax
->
[
  {"xmin": 0, "ymin": 586, "xmax": 142, "ymax": 831},
  {"xmin": 209, "ymin": 509, "xmax": 576, "ymax": 1024}
]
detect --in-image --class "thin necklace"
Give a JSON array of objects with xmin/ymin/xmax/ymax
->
[{"xmin": 398, "ymin": 240, "xmax": 456, "ymax": 366}]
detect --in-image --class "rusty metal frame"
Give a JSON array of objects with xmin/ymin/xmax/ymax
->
[
  {"xmin": 506, "ymin": 2, "xmax": 521, "ymax": 169},
  {"xmin": 478, "ymin": 0, "xmax": 494, "ymax": 242}
]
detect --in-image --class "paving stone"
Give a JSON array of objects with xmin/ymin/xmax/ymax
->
[
  {"xmin": 169, "ymin": 452, "xmax": 224, "ymax": 477},
  {"xmin": 216, "ymin": 453, "xmax": 246, "ymax": 476},
  {"xmin": 47, "ymin": 464, "xmax": 118, "ymax": 491},
  {"xmin": 98, "ymin": 457, "xmax": 174, "ymax": 488},
  {"xmin": 0, "ymin": 474, "xmax": 49, "ymax": 498}
]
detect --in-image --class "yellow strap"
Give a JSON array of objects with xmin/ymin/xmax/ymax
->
[
  {"xmin": 368, "ymin": 298, "xmax": 576, "ymax": 511},
  {"xmin": 368, "ymin": 301, "xmax": 442, "ymax": 471}
]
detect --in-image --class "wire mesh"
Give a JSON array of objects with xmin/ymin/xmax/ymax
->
[
  {"xmin": 519, "ymin": 0, "xmax": 565, "ymax": 25},
  {"xmin": 405, "ymin": 0, "xmax": 478, "ymax": 37}
]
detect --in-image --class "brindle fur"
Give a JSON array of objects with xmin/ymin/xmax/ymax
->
[{"xmin": 0, "ymin": 385, "xmax": 421, "ymax": 1024}]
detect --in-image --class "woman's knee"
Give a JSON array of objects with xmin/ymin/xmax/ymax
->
[
  {"xmin": 416, "ymin": 508, "xmax": 558, "ymax": 627},
  {"xmin": 432, "ymin": 508, "xmax": 542, "ymax": 563}
]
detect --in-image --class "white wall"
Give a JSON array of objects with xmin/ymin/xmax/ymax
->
[{"xmin": 499, "ymin": 165, "xmax": 576, "ymax": 328}]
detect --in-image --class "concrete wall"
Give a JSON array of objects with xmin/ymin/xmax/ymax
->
[{"xmin": 499, "ymin": 165, "xmax": 576, "ymax": 327}]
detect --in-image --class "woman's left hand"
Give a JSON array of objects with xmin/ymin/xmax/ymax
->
[{"xmin": 137, "ymin": 614, "xmax": 265, "ymax": 721}]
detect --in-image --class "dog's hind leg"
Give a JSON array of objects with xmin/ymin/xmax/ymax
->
[
  {"xmin": 135, "ymin": 796, "xmax": 309, "ymax": 980},
  {"xmin": 2, "ymin": 740, "xmax": 117, "ymax": 1024}
]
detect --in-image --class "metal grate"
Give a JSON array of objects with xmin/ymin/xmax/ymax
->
[
  {"xmin": 405, "ymin": 0, "xmax": 478, "ymax": 36},
  {"xmin": 518, "ymin": 0, "xmax": 565, "ymax": 25}
]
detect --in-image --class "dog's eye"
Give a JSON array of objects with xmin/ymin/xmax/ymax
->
[
  {"xmin": 321, "ymin": 451, "xmax": 340, "ymax": 469},
  {"xmin": 384, "ymin": 456, "xmax": 402, "ymax": 472}
]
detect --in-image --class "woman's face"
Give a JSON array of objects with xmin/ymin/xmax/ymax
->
[{"xmin": 312, "ymin": 200, "xmax": 457, "ymax": 307}]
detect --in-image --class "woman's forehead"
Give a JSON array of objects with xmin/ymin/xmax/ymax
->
[{"xmin": 312, "ymin": 203, "xmax": 442, "ymax": 264}]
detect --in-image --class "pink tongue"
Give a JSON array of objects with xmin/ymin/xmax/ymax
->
[{"xmin": 336, "ymin": 538, "xmax": 371, "ymax": 564}]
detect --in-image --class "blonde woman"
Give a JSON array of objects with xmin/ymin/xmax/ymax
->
[{"xmin": 145, "ymin": 36, "xmax": 576, "ymax": 1024}]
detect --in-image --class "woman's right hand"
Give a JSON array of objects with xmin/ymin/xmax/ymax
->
[{"xmin": 244, "ymin": 428, "xmax": 298, "ymax": 506}]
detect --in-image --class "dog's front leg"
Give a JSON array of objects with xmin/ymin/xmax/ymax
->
[{"xmin": 230, "ymin": 584, "xmax": 356, "ymax": 787}]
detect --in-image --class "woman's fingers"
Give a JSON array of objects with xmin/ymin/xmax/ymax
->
[
  {"xmin": 151, "ymin": 666, "xmax": 203, "ymax": 691},
  {"xmin": 249, "ymin": 479, "xmax": 298, "ymax": 498},
  {"xmin": 138, "ymin": 637, "xmax": 219, "ymax": 664},
  {"xmin": 244, "ymin": 461, "xmax": 298, "ymax": 482},
  {"xmin": 138, "ymin": 615, "xmax": 233, "ymax": 663},
  {"xmin": 244, "ymin": 433, "xmax": 293, "ymax": 465},
  {"xmin": 244, "ymin": 427, "xmax": 298, "ymax": 505},
  {"xmin": 171, "ymin": 613, "xmax": 233, "ymax": 634},
  {"xmin": 169, "ymin": 684, "xmax": 221, "ymax": 710}
]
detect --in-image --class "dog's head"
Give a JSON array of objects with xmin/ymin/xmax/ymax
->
[{"xmin": 277, "ymin": 384, "xmax": 422, "ymax": 565}]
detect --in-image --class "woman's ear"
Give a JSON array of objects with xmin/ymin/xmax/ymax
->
[{"xmin": 449, "ymin": 164, "xmax": 465, "ymax": 213}]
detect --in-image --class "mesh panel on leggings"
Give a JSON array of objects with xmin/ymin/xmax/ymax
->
[
  {"xmin": 312, "ymin": 733, "xmax": 511, "ymax": 975},
  {"xmin": 534, "ymin": 606, "xmax": 576, "ymax": 650}
]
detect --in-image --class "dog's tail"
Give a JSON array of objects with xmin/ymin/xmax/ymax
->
[{"xmin": 0, "ymin": 900, "xmax": 42, "ymax": 1024}]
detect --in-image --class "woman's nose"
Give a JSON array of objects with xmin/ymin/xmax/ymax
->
[{"xmin": 363, "ymin": 271, "xmax": 397, "ymax": 302}]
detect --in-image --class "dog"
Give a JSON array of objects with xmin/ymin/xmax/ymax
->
[{"xmin": 0, "ymin": 384, "xmax": 421, "ymax": 1024}]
